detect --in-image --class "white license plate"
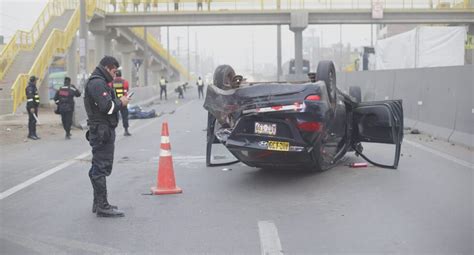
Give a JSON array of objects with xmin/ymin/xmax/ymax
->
[{"xmin": 255, "ymin": 122, "xmax": 277, "ymax": 136}]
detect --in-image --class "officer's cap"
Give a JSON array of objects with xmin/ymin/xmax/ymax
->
[
  {"xmin": 116, "ymin": 70, "xmax": 122, "ymax": 77},
  {"xmin": 29, "ymin": 76, "xmax": 37, "ymax": 83}
]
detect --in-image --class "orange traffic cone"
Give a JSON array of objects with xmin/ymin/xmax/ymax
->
[{"xmin": 151, "ymin": 121, "xmax": 182, "ymax": 195}]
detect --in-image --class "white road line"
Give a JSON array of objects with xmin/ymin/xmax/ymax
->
[
  {"xmin": 0, "ymin": 152, "xmax": 90, "ymax": 200},
  {"xmin": 404, "ymin": 139, "xmax": 473, "ymax": 169},
  {"xmin": 258, "ymin": 221, "xmax": 284, "ymax": 255},
  {"xmin": 0, "ymin": 100, "xmax": 196, "ymax": 201}
]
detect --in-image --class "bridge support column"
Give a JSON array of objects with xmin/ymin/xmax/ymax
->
[
  {"xmin": 289, "ymin": 11, "xmax": 308, "ymax": 81},
  {"xmin": 149, "ymin": 62, "xmax": 162, "ymax": 86},
  {"xmin": 67, "ymin": 36, "xmax": 78, "ymax": 87},
  {"xmin": 277, "ymin": 25, "xmax": 282, "ymax": 81},
  {"xmin": 39, "ymin": 75, "xmax": 50, "ymax": 106},
  {"xmin": 116, "ymin": 42, "xmax": 135, "ymax": 87}
]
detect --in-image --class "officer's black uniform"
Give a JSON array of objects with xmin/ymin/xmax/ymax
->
[
  {"xmin": 84, "ymin": 60, "xmax": 124, "ymax": 217},
  {"xmin": 26, "ymin": 76, "xmax": 40, "ymax": 140},
  {"xmin": 54, "ymin": 77, "xmax": 81, "ymax": 139}
]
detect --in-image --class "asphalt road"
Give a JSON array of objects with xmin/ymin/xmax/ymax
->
[{"xmin": 1, "ymin": 91, "xmax": 472, "ymax": 254}]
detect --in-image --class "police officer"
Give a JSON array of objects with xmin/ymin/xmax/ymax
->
[
  {"xmin": 196, "ymin": 76, "xmax": 204, "ymax": 99},
  {"xmin": 111, "ymin": 70, "xmax": 131, "ymax": 136},
  {"xmin": 54, "ymin": 77, "xmax": 81, "ymax": 139},
  {"xmin": 159, "ymin": 76, "xmax": 167, "ymax": 100},
  {"xmin": 26, "ymin": 76, "xmax": 40, "ymax": 140},
  {"xmin": 84, "ymin": 56, "xmax": 129, "ymax": 217}
]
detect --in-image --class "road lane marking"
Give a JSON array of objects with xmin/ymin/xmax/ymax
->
[
  {"xmin": 0, "ymin": 100, "xmax": 196, "ymax": 201},
  {"xmin": 258, "ymin": 221, "xmax": 284, "ymax": 255},
  {"xmin": 0, "ymin": 152, "xmax": 91, "ymax": 200},
  {"xmin": 405, "ymin": 139, "xmax": 473, "ymax": 169}
]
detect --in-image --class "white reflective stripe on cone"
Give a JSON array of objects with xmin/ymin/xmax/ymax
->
[
  {"xmin": 161, "ymin": 136, "xmax": 170, "ymax": 144},
  {"xmin": 160, "ymin": 149, "xmax": 172, "ymax": 157}
]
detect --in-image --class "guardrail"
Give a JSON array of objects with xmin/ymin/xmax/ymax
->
[
  {"xmin": 0, "ymin": 0, "xmax": 78, "ymax": 81},
  {"xmin": 104, "ymin": 0, "xmax": 471, "ymax": 12}
]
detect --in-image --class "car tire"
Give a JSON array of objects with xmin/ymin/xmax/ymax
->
[
  {"xmin": 349, "ymin": 86, "xmax": 361, "ymax": 103},
  {"xmin": 213, "ymin": 65, "xmax": 236, "ymax": 90},
  {"xmin": 316, "ymin": 60, "xmax": 337, "ymax": 103}
]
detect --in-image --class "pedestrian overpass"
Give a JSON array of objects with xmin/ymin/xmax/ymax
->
[{"xmin": 0, "ymin": 0, "xmax": 473, "ymax": 114}]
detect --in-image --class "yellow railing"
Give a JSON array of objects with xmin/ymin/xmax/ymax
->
[
  {"xmin": 10, "ymin": 0, "xmax": 189, "ymax": 112},
  {"xmin": 0, "ymin": 0, "xmax": 78, "ymax": 81},
  {"xmin": 11, "ymin": 5, "xmax": 81, "ymax": 113},
  {"xmin": 103, "ymin": 0, "xmax": 472, "ymax": 12},
  {"xmin": 131, "ymin": 27, "xmax": 191, "ymax": 80}
]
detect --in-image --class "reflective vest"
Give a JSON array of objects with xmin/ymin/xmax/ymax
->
[
  {"xmin": 113, "ymin": 79, "xmax": 125, "ymax": 98},
  {"xmin": 34, "ymin": 94, "xmax": 40, "ymax": 103},
  {"xmin": 197, "ymin": 79, "xmax": 203, "ymax": 86},
  {"xmin": 160, "ymin": 78, "xmax": 166, "ymax": 86}
]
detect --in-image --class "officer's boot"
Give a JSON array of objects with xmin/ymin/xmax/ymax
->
[
  {"xmin": 124, "ymin": 128, "xmax": 131, "ymax": 136},
  {"xmin": 94, "ymin": 176, "xmax": 124, "ymax": 217},
  {"xmin": 90, "ymin": 175, "xmax": 118, "ymax": 213},
  {"xmin": 32, "ymin": 124, "xmax": 40, "ymax": 139}
]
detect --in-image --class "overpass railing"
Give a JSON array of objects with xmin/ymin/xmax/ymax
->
[
  {"xmin": 104, "ymin": 0, "xmax": 471, "ymax": 12},
  {"xmin": 0, "ymin": 0, "xmax": 77, "ymax": 81}
]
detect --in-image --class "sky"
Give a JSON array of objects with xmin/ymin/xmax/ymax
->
[{"xmin": 1, "ymin": 0, "xmax": 375, "ymax": 72}]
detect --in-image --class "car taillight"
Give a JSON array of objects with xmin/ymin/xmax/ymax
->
[
  {"xmin": 297, "ymin": 121, "xmax": 322, "ymax": 132},
  {"xmin": 305, "ymin": 95, "xmax": 321, "ymax": 101}
]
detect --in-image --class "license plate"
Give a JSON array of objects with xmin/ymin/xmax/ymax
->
[
  {"xmin": 267, "ymin": 141, "xmax": 289, "ymax": 151},
  {"xmin": 255, "ymin": 122, "xmax": 277, "ymax": 136}
]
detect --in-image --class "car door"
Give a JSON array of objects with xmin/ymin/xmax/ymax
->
[{"xmin": 352, "ymin": 100, "xmax": 403, "ymax": 169}]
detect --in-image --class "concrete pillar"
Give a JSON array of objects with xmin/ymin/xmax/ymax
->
[
  {"xmin": 293, "ymin": 28, "xmax": 303, "ymax": 76},
  {"xmin": 116, "ymin": 41, "xmax": 135, "ymax": 86},
  {"xmin": 67, "ymin": 36, "xmax": 77, "ymax": 87},
  {"xmin": 94, "ymin": 33, "xmax": 105, "ymax": 63},
  {"xmin": 121, "ymin": 52, "xmax": 132, "ymax": 85},
  {"xmin": 39, "ymin": 77, "xmax": 50, "ymax": 106},
  {"xmin": 79, "ymin": 0, "xmax": 88, "ymax": 85},
  {"xmin": 277, "ymin": 25, "xmax": 282, "ymax": 81},
  {"xmin": 138, "ymin": 57, "xmax": 145, "ymax": 87},
  {"xmin": 289, "ymin": 11, "xmax": 308, "ymax": 81}
]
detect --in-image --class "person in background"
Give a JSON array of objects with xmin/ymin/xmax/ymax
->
[
  {"xmin": 196, "ymin": 76, "xmax": 204, "ymax": 99},
  {"xmin": 111, "ymin": 70, "xmax": 132, "ymax": 136},
  {"xmin": 176, "ymin": 85, "xmax": 184, "ymax": 99},
  {"xmin": 160, "ymin": 76, "xmax": 168, "ymax": 100},
  {"xmin": 110, "ymin": 0, "xmax": 117, "ymax": 12},
  {"xmin": 197, "ymin": 0, "xmax": 203, "ymax": 10},
  {"xmin": 26, "ymin": 76, "xmax": 40, "ymax": 140},
  {"xmin": 54, "ymin": 77, "xmax": 81, "ymax": 139},
  {"xmin": 84, "ymin": 56, "xmax": 129, "ymax": 217},
  {"xmin": 133, "ymin": 0, "xmax": 140, "ymax": 12}
]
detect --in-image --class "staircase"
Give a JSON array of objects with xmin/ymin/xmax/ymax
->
[{"xmin": 0, "ymin": 10, "xmax": 75, "ymax": 114}]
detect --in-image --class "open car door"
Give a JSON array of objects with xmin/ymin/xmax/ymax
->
[{"xmin": 352, "ymin": 100, "xmax": 403, "ymax": 169}]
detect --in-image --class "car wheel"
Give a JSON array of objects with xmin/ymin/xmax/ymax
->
[
  {"xmin": 316, "ymin": 61, "xmax": 337, "ymax": 103},
  {"xmin": 213, "ymin": 65, "xmax": 236, "ymax": 90},
  {"xmin": 349, "ymin": 86, "xmax": 361, "ymax": 103}
]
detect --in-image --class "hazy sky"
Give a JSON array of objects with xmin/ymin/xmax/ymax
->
[{"xmin": 1, "ymin": 0, "xmax": 375, "ymax": 71}]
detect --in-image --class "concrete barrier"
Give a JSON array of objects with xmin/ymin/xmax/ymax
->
[{"xmin": 338, "ymin": 65, "xmax": 473, "ymax": 147}]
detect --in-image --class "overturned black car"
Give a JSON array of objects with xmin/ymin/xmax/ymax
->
[{"xmin": 204, "ymin": 61, "xmax": 403, "ymax": 171}]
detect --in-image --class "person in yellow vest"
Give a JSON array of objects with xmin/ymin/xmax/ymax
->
[
  {"xmin": 159, "ymin": 76, "xmax": 168, "ymax": 100},
  {"xmin": 26, "ymin": 76, "xmax": 41, "ymax": 140},
  {"xmin": 111, "ymin": 70, "xmax": 132, "ymax": 136}
]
